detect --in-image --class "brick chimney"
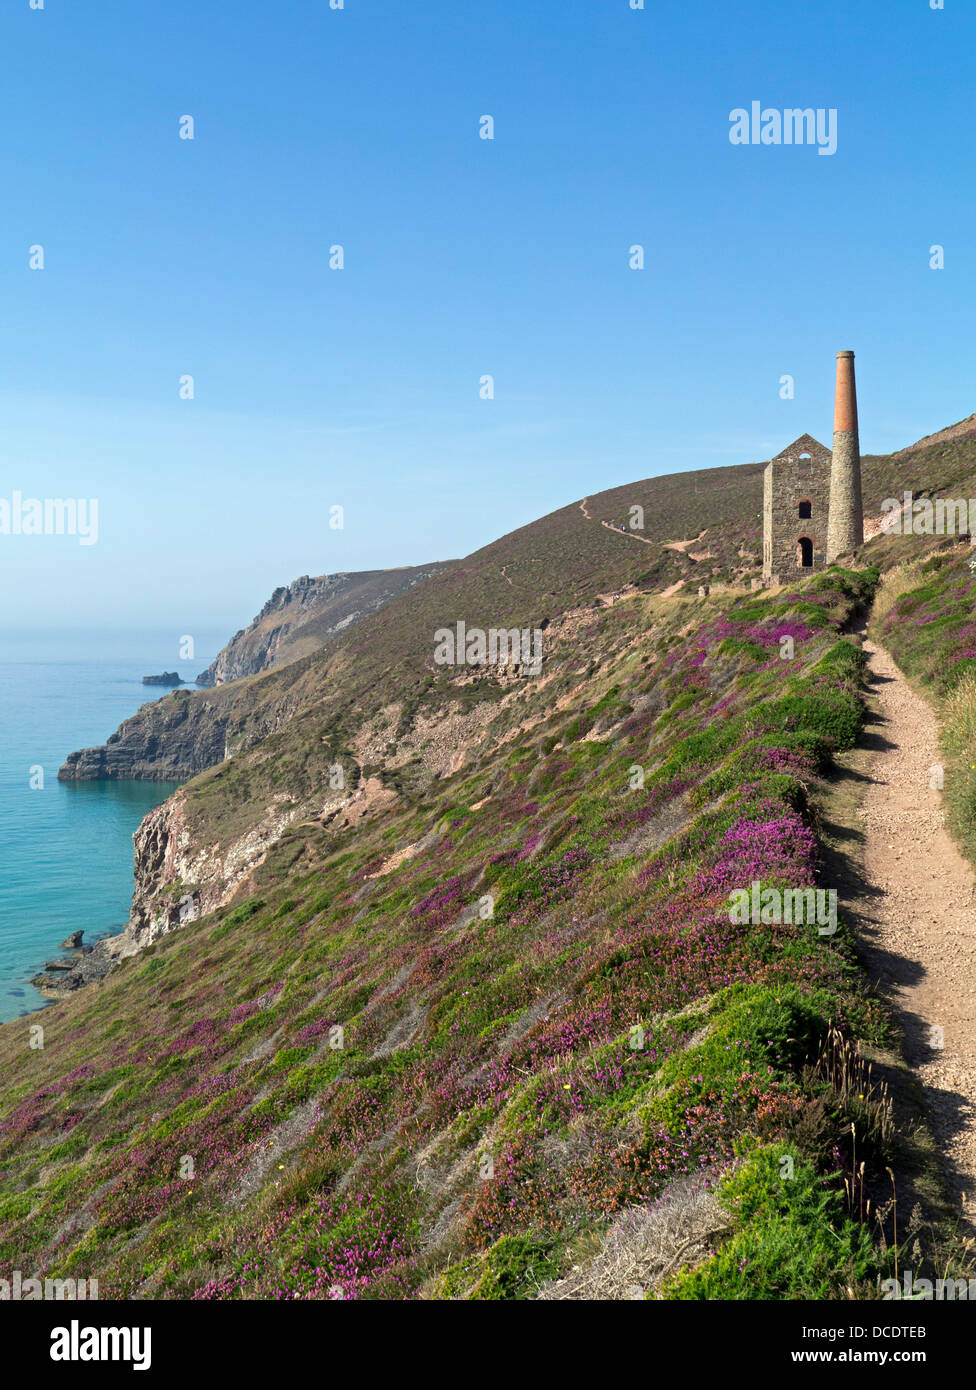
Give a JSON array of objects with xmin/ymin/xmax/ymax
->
[{"xmin": 826, "ymin": 350, "xmax": 864, "ymax": 563}]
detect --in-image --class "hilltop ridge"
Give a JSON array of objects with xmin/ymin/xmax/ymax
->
[
  {"xmin": 57, "ymin": 459, "xmax": 769, "ymax": 790},
  {"xmin": 57, "ymin": 422, "xmax": 976, "ymax": 933},
  {"xmin": 196, "ymin": 565, "xmax": 450, "ymax": 687}
]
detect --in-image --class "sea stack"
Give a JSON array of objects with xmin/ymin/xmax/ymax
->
[{"xmin": 825, "ymin": 350, "xmax": 864, "ymax": 563}]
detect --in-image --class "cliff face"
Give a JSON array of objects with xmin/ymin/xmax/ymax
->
[
  {"xmin": 123, "ymin": 780, "xmax": 361, "ymax": 949},
  {"xmin": 196, "ymin": 566, "xmax": 448, "ymax": 686},
  {"xmin": 58, "ymin": 692, "xmax": 230, "ymax": 782},
  {"xmin": 125, "ymin": 791, "xmax": 282, "ymax": 949},
  {"xmin": 58, "ymin": 563, "xmax": 448, "ymax": 784}
]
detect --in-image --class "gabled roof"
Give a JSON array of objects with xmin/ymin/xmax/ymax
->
[{"xmin": 771, "ymin": 433, "xmax": 831, "ymax": 463}]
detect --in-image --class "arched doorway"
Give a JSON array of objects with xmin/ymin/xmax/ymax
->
[{"xmin": 797, "ymin": 536, "xmax": 814, "ymax": 568}]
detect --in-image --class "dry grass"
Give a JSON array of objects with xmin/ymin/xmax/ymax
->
[
  {"xmin": 942, "ymin": 669, "xmax": 976, "ymax": 759},
  {"xmin": 536, "ymin": 1170, "xmax": 731, "ymax": 1300},
  {"xmin": 868, "ymin": 563, "xmax": 922, "ymax": 633}
]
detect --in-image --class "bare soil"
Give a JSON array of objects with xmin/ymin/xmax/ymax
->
[{"xmin": 853, "ymin": 640, "xmax": 976, "ymax": 1225}]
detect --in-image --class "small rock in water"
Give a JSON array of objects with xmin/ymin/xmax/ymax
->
[
  {"xmin": 59, "ymin": 930, "xmax": 84, "ymax": 949},
  {"xmin": 142, "ymin": 671, "xmax": 182, "ymax": 686}
]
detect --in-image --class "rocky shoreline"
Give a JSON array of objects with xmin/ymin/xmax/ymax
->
[
  {"xmin": 29, "ymin": 931, "xmax": 131, "ymax": 1000},
  {"xmin": 57, "ymin": 689, "xmax": 231, "ymax": 782}
]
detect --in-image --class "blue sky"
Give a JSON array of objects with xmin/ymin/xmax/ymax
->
[{"xmin": 0, "ymin": 0, "xmax": 971, "ymax": 632}]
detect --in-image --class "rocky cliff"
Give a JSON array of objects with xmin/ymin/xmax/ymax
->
[
  {"xmin": 196, "ymin": 565, "xmax": 448, "ymax": 686},
  {"xmin": 58, "ymin": 563, "xmax": 448, "ymax": 783},
  {"xmin": 59, "ymin": 688, "xmax": 234, "ymax": 782}
]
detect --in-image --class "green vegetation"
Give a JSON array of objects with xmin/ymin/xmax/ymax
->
[
  {"xmin": 869, "ymin": 546, "xmax": 976, "ymax": 861},
  {"xmin": 3, "ymin": 560, "xmax": 941, "ymax": 1302},
  {"xmin": 11, "ymin": 422, "xmax": 976, "ymax": 1299},
  {"xmin": 663, "ymin": 1144, "xmax": 880, "ymax": 1300}
]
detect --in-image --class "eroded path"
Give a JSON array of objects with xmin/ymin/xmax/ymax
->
[
  {"xmin": 855, "ymin": 640, "xmax": 976, "ymax": 1221},
  {"xmin": 578, "ymin": 497, "xmax": 656, "ymax": 545}
]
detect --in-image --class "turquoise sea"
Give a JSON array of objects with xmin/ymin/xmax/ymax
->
[{"xmin": 0, "ymin": 633, "xmax": 220, "ymax": 1022}]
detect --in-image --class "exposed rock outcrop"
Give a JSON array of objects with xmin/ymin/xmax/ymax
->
[
  {"xmin": 30, "ymin": 935, "xmax": 126, "ymax": 998},
  {"xmin": 124, "ymin": 789, "xmax": 308, "ymax": 950},
  {"xmin": 58, "ymin": 564, "xmax": 449, "ymax": 785},
  {"xmin": 196, "ymin": 565, "xmax": 448, "ymax": 687},
  {"xmin": 58, "ymin": 691, "xmax": 231, "ymax": 782},
  {"xmin": 143, "ymin": 671, "xmax": 183, "ymax": 686}
]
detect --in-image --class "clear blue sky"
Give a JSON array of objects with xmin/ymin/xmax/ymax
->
[{"xmin": 0, "ymin": 0, "xmax": 971, "ymax": 633}]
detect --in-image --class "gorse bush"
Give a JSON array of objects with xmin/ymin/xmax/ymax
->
[
  {"xmin": 758, "ymin": 684, "xmax": 863, "ymax": 753},
  {"xmin": 813, "ymin": 639, "xmax": 868, "ymax": 680},
  {"xmin": 662, "ymin": 1143, "xmax": 882, "ymax": 1300}
]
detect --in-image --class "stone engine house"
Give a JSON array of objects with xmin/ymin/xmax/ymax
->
[
  {"xmin": 761, "ymin": 350, "xmax": 864, "ymax": 584},
  {"xmin": 762, "ymin": 434, "xmax": 832, "ymax": 578}
]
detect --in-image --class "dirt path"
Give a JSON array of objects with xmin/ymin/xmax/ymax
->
[
  {"xmin": 578, "ymin": 497, "xmax": 655, "ymax": 545},
  {"xmin": 855, "ymin": 639, "xmax": 976, "ymax": 1222}
]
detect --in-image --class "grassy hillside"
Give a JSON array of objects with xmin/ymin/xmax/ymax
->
[
  {"xmin": 56, "ymin": 459, "xmax": 769, "ymax": 791},
  {"xmin": 152, "ymin": 424, "xmax": 976, "ymax": 856},
  {"xmin": 56, "ymin": 420, "xmax": 976, "ymax": 807},
  {"xmin": 4, "ymin": 563, "xmax": 961, "ymax": 1300},
  {"xmin": 867, "ymin": 538, "xmax": 976, "ymax": 865},
  {"xmin": 8, "ymin": 422, "xmax": 976, "ymax": 1300}
]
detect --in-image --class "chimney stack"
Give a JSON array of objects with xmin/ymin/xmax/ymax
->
[{"xmin": 826, "ymin": 350, "xmax": 863, "ymax": 563}]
